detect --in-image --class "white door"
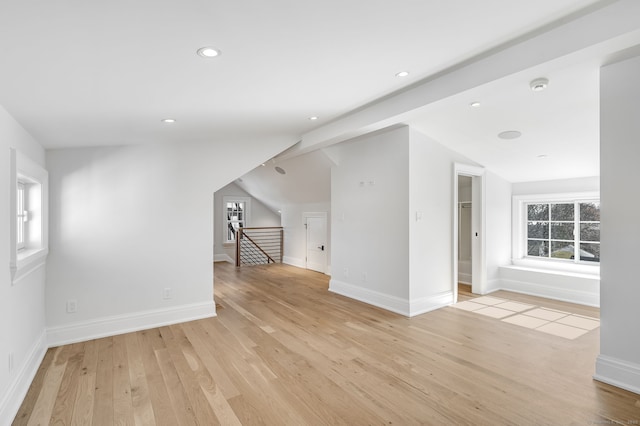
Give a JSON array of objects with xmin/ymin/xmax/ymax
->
[{"xmin": 306, "ymin": 216, "xmax": 327, "ymax": 273}]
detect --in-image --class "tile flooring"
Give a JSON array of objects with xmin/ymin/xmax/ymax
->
[{"xmin": 452, "ymin": 296, "xmax": 600, "ymax": 339}]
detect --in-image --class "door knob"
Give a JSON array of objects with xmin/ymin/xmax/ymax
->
[{"xmin": 318, "ymin": 245, "xmax": 325, "ymax": 251}]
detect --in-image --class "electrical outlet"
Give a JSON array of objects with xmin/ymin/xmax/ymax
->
[
  {"xmin": 343, "ymin": 268, "xmax": 349, "ymax": 278},
  {"xmin": 66, "ymin": 299, "xmax": 77, "ymax": 313},
  {"xmin": 8, "ymin": 352, "xmax": 14, "ymax": 373},
  {"xmin": 362, "ymin": 272, "xmax": 367, "ymax": 282},
  {"xmin": 163, "ymin": 288, "xmax": 173, "ymax": 300}
]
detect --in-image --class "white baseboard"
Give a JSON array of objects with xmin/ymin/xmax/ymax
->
[
  {"xmin": 47, "ymin": 301, "xmax": 217, "ymax": 347},
  {"xmin": 283, "ymin": 256, "xmax": 305, "ymax": 269},
  {"xmin": 213, "ymin": 254, "xmax": 234, "ymax": 263},
  {"xmin": 329, "ymin": 279, "xmax": 409, "ymax": 316},
  {"xmin": 458, "ymin": 272, "xmax": 471, "ymax": 285},
  {"xmin": 594, "ymin": 355, "xmax": 640, "ymax": 395},
  {"xmin": 409, "ymin": 291, "xmax": 454, "ymax": 317},
  {"xmin": 497, "ymin": 278, "xmax": 599, "ymax": 307},
  {"xmin": 0, "ymin": 331, "xmax": 47, "ymax": 426},
  {"xmin": 329, "ymin": 279, "xmax": 452, "ymax": 317}
]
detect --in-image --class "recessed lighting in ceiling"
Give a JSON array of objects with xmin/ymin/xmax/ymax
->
[
  {"xmin": 275, "ymin": 166, "xmax": 286, "ymax": 175},
  {"xmin": 537, "ymin": 154, "xmax": 548, "ymax": 159},
  {"xmin": 395, "ymin": 71, "xmax": 410, "ymax": 78},
  {"xmin": 308, "ymin": 116, "xmax": 319, "ymax": 121},
  {"xmin": 161, "ymin": 118, "xmax": 176, "ymax": 123},
  {"xmin": 197, "ymin": 47, "xmax": 221, "ymax": 58},
  {"xmin": 530, "ymin": 77, "xmax": 549, "ymax": 92},
  {"xmin": 498, "ymin": 130, "xmax": 522, "ymax": 140},
  {"xmin": 470, "ymin": 101, "xmax": 481, "ymax": 107}
]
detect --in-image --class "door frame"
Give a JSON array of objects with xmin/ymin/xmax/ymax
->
[
  {"xmin": 303, "ymin": 211, "xmax": 328, "ymax": 274},
  {"xmin": 452, "ymin": 163, "xmax": 486, "ymax": 303}
]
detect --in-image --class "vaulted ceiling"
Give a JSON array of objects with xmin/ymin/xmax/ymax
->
[{"xmin": 2, "ymin": 0, "xmax": 639, "ymax": 193}]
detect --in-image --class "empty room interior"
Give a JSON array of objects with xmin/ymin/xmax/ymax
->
[{"xmin": 2, "ymin": 0, "xmax": 640, "ymax": 424}]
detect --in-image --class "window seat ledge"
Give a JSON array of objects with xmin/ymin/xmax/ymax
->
[{"xmin": 500, "ymin": 264, "xmax": 600, "ymax": 281}]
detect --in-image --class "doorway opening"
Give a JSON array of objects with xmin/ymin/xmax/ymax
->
[{"xmin": 453, "ymin": 164, "xmax": 485, "ymax": 303}]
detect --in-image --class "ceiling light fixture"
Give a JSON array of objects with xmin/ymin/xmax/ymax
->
[
  {"xmin": 275, "ymin": 166, "xmax": 286, "ymax": 175},
  {"xmin": 530, "ymin": 77, "xmax": 549, "ymax": 92},
  {"xmin": 395, "ymin": 71, "xmax": 409, "ymax": 78},
  {"xmin": 498, "ymin": 130, "xmax": 522, "ymax": 140},
  {"xmin": 197, "ymin": 47, "xmax": 221, "ymax": 58},
  {"xmin": 470, "ymin": 101, "xmax": 481, "ymax": 107},
  {"xmin": 537, "ymin": 154, "xmax": 548, "ymax": 159},
  {"xmin": 161, "ymin": 118, "xmax": 176, "ymax": 123},
  {"xmin": 308, "ymin": 116, "xmax": 319, "ymax": 121}
]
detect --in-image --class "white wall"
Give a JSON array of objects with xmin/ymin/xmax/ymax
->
[
  {"xmin": 484, "ymin": 171, "xmax": 512, "ymax": 291},
  {"xmin": 512, "ymin": 176, "xmax": 599, "ymax": 196},
  {"xmin": 45, "ymin": 136, "xmax": 293, "ymax": 346},
  {"xmin": 329, "ymin": 126, "xmax": 410, "ymax": 313},
  {"xmin": 213, "ymin": 182, "xmax": 281, "ymax": 263},
  {"xmin": 595, "ymin": 53, "xmax": 640, "ymax": 394},
  {"xmin": 281, "ymin": 202, "xmax": 331, "ymax": 271},
  {"xmin": 329, "ymin": 126, "xmax": 486, "ymax": 316},
  {"xmin": 0, "ymin": 105, "xmax": 48, "ymax": 425}
]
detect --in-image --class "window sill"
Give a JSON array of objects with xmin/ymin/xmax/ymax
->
[
  {"xmin": 11, "ymin": 247, "xmax": 48, "ymax": 285},
  {"xmin": 511, "ymin": 258, "xmax": 599, "ymax": 279}
]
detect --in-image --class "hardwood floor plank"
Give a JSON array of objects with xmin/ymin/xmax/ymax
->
[
  {"xmin": 13, "ymin": 262, "xmax": 640, "ymax": 424},
  {"xmin": 137, "ymin": 329, "xmax": 180, "ymax": 426},
  {"xmin": 25, "ymin": 347, "xmax": 67, "ymax": 426},
  {"xmin": 93, "ymin": 337, "xmax": 114, "ymax": 426},
  {"xmin": 12, "ymin": 348, "xmax": 56, "ymax": 425},
  {"xmin": 124, "ymin": 332, "xmax": 155, "ymax": 426},
  {"xmin": 49, "ymin": 342, "xmax": 85, "ymax": 425},
  {"xmin": 112, "ymin": 334, "xmax": 135, "ymax": 426}
]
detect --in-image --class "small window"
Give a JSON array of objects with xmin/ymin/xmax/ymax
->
[
  {"xmin": 16, "ymin": 181, "xmax": 27, "ymax": 250},
  {"xmin": 223, "ymin": 196, "xmax": 251, "ymax": 243},
  {"xmin": 526, "ymin": 201, "xmax": 600, "ymax": 263}
]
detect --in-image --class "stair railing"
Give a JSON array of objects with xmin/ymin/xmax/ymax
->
[{"xmin": 235, "ymin": 227, "xmax": 284, "ymax": 267}]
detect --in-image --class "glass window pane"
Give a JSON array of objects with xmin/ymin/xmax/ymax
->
[
  {"xmin": 527, "ymin": 240, "xmax": 548, "ymax": 257},
  {"xmin": 580, "ymin": 202, "xmax": 600, "ymax": 221},
  {"xmin": 550, "ymin": 222, "xmax": 574, "ymax": 240},
  {"xmin": 551, "ymin": 242, "xmax": 574, "ymax": 259},
  {"xmin": 527, "ymin": 222, "xmax": 548, "ymax": 239},
  {"xmin": 580, "ymin": 223, "xmax": 600, "ymax": 242},
  {"xmin": 579, "ymin": 243, "xmax": 600, "ymax": 262},
  {"xmin": 527, "ymin": 204, "xmax": 548, "ymax": 221},
  {"xmin": 551, "ymin": 203, "xmax": 574, "ymax": 221}
]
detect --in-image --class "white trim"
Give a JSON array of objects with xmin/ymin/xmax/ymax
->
[
  {"xmin": 213, "ymin": 253, "xmax": 234, "ymax": 263},
  {"xmin": 283, "ymin": 256, "xmax": 305, "ymax": 269},
  {"xmin": 0, "ymin": 331, "xmax": 47, "ymax": 426},
  {"xmin": 409, "ymin": 291, "xmax": 454, "ymax": 317},
  {"xmin": 329, "ymin": 279, "xmax": 409, "ymax": 316},
  {"xmin": 329, "ymin": 279, "xmax": 453, "ymax": 317},
  {"xmin": 594, "ymin": 355, "xmax": 640, "ymax": 395},
  {"xmin": 46, "ymin": 301, "xmax": 216, "ymax": 347},
  {"xmin": 496, "ymin": 278, "xmax": 599, "ymax": 307}
]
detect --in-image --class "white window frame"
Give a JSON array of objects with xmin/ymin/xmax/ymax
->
[
  {"xmin": 10, "ymin": 148, "xmax": 49, "ymax": 284},
  {"xmin": 512, "ymin": 191, "xmax": 599, "ymax": 275},
  {"xmin": 222, "ymin": 196, "xmax": 251, "ymax": 244}
]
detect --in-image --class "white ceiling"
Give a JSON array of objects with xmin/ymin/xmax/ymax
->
[
  {"xmin": 3, "ymin": 0, "xmax": 639, "ymax": 206},
  {"xmin": 0, "ymin": 0, "xmax": 603, "ymax": 153}
]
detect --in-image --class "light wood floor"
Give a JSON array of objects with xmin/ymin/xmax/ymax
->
[{"xmin": 14, "ymin": 263, "xmax": 640, "ymax": 425}]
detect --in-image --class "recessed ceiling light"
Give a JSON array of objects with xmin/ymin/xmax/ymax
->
[
  {"xmin": 537, "ymin": 154, "xmax": 548, "ymax": 159},
  {"xmin": 395, "ymin": 71, "xmax": 410, "ymax": 78},
  {"xmin": 308, "ymin": 116, "xmax": 319, "ymax": 121},
  {"xmin": 197, "ymin": 47, "xmax": 221, "ymax": 58},
  {"xmin": 498, "ymin": 130, "xmax": 522, "ymax": 140},
  {"xmin": 161, "ymin": 118, "xmax": 176, "ymax": 123},
  {"xmin": 530, "ymin": 77, "xmax": 549, "ymax": 92},
  {"xmin": 275, "ymin": 166, "xmax": 286, "ymax": 175},
  {"xmin": 470, "ymin": 101, "xmax": 481, "ymax": 107}
]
